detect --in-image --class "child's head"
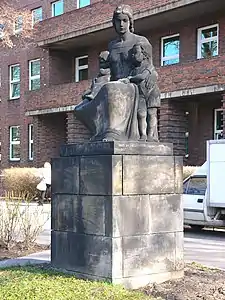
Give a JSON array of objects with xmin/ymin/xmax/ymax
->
[
  {"xmin": 132, "ymin": 42, "xmax": 152, "ymax": 65},
  {"xmin": 99, "ymin": 51, "xmax": 110, "ymax": 69}
]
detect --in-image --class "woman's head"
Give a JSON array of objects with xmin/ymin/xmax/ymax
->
[{"xmin": 112, "ymin": 5, "xmax": 134, "ymax": 35}]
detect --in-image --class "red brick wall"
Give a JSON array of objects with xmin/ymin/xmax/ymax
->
[
  {"xmin": 24, "ymin": 13, "xmax": 225, "ymax": 112},
  {"xmin": 1, "ymin": 1, "xmax": 225, "ymax": 168},
  {"xmin": 33, "ymin": 113, "xmax": 67, "ymax": 166},
  {"xmin": 159, "ymin": 94, "xmax": 223, "ymax": 166},
  {"xmin": 159, "ymin": 99, "xmax": 188, "ymax": 158},
  {"xmin": 67, "ymin": 112, "xmax": 91, "ymax": 143},
  {"xmin": 187, "ymin": 96, "xmax": 222, "ymax": 165},
  {"xmin": 0, "ymin": 44, "xmax": 43, "ymax": 168},
  {"xmin": 17, "ymin": 0, "xmax": 101, "ymax": 18},
  {"xmin": 35, "ymin": 0, "xmax": 182, "ymax": 43}
]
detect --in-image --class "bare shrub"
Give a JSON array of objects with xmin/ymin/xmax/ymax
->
[
  {"xmin": 19, "ymin": 196, "xmax": 50, "ymax": 249},
  {"xmin": 0, "ymin": 192, "xmax": 22, "ymax": 249},
  {"xmin": 2, "ymin": 168, "xmax": 41, "ymax": 200},
  {"xmin": 0, "ymin": 192, "xmax": 50, "ymax": 250}
]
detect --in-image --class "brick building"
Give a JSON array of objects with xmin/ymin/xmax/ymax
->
[{"xmin": 0, "ymin": 0, "xmax": 225, "ymax": 168}]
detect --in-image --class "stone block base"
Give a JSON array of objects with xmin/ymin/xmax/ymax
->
[{"xmin": 51, "ymin": 141, "xmax": 184, "ymax": 289}]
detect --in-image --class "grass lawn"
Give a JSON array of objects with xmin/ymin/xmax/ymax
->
[{"xmin": 0, "ymin": 265, "xmax": 155, "ymax": 300}]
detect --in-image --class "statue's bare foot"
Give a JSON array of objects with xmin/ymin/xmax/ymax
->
[{"xmin": 139, "ymin": 135, "xmax": 147, "ymax": 141}]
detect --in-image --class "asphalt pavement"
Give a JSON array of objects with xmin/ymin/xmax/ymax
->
[{"xmin": 184, "ymin": 227, "xmax": 225, "ymax": 270}]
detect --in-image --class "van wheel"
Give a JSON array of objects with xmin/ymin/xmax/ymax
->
[{"xmin": 190, "ymin": 225, "xmax": 204, "ymax": 231}]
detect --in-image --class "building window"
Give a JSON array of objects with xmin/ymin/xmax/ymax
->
[
  {"xmin": 0, "ymin": 24, "xmax": 4, "ymax": 39},
  {"xmin": 197, "ymin": 24, "xmax": 219, "ymax": 59},
  {"xmin": 52, "ymin": 0, "xmax": 64, "ymax": 17},
  {"xmin": 214, "ymin": 109, "xmax": 223, "ymax": 140},
  {"xmin": 14, "ymin": 16, "xmax": 23, "ymax": 34},
  {"xmin": 32, "ymin": 7, "xmax": 43, "ymax": 27},
  {"xmin": 9, "ymin": 126, "xmax": 20, "ymax": 161},
  {"xmin": 9, "ymin": 64, "xmax": 20, "ymax": 99},
  {"xmin": 161, "ymin": 34, "xmax": 180, "ymax": 66},
  {"xmin": 29, "ymin": 59, "xmax": 40, "ymax": 91},
  {"xmin": 75, "ymin": 56, "xmax": 88, "ymax": 82},
  {"xmin": 28, "ymin": 124, "xmax": 33, "ymax": 160},
  {"xmin": 77, "ymin": 0, "xmax": 90, "ymax": 8},
  {"xmin": 0, "ymin": 128, "xmax": 1, "ymax": 161}
]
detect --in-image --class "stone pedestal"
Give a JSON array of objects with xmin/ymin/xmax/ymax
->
[{"xmin": 51, "ymin": 141, "xmax": 184, "ymax": 289}]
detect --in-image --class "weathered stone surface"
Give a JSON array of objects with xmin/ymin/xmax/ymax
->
[
  {"xmin": 51, "ymin": 194, "xmax": 73, "ymax": 231},
  {"xmin": 73, "ymin": 195, "xmax": 109, "ymax": 235},
  {"xmin": 52, "ymin": 140, "xmax": 184, "ymax": 289},
  {"xmin": 112, "ymin": 194, "xmax": 182, "ymax": 237},
  {"xmin": 149, "ymin": 194, "xmax": 183, "ymax": 233},
  {"xmin": 51, "ymin": 231, "xmax": 112, "ymax": 278},
  {"xmin": 51, "ymin": 157, "xmax": 79, "ymax": 194},
  {"xmin": 52, "ymin": 194, "xmax": 112, "ymax": 235},
  {"xmin": 112, "ymin": 195, "xmax": 150, "ymax": 237},
  {"xmin": 60, "ymin": 141, "xmax": 173, "ymax": 157},
  {"xmin": 80, "ymin": 155, "xmax": 122, "ymax": 195},
  {"xmin": 174, "ymin": 156, "xmax": 183, "ymax": 194},
  {"xmin": 113, "ymin": 270, "xmax": 184, "ymax": 289},
  {"xmin": 175, "ymin": 231, "xmax": 184, "ymax": 271},
  {"xmin": 123, "ymin": 155, "xmax": 175, "ymax": 195},
  {"xmin": 112, "ymin": 237, "xmax": 123, "ymax": 279},
  {"xmin": 122, "ymin": 233, "xmax": 176, "ymax": 277}
]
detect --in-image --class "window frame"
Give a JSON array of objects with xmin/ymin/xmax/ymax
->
[
  {"xmin": 0, "ymin": 24, "xmax": 4, "ymax": 39},
  {"xmin": 161, "ymin": 33, "xmax": 180, "ymax": 67},
  {"xmin": 28, "ymin": 124, "xmax": 34, "ymax": 161},
  {"xmin": 197, "ymin": 24, "xmax": 219, "ymax": 59},
  {"xmin": 51, "ymin": 0, "xmax": 64, "ymax": 17},
  {"xmin": 9, "ymin": 126, "xmax": 20, "ymax": 161},
  {"xmin": 214, "ymin": 108, "xmax": 223, "ymax": 140},
  {"xmin": 14, "ymin": 16, "xmax": 23, "ymax": 34},
  {"xmin": 29, "ymin": 59, "xmax": 41, "ymax": 91},
  {"xmin": 77, "ymin": 0, "xmax": 90, "ymax": 9},
  {"xmin": 75, "ymin": 55, "xmax": 88, "ymax": 82},
  {"xmin": 32, "ymin": 7, "xmax": 43, "ymax": 28},
  {"xmin": 0, "ymin": 128, "xmax": 1, "ymax": 161},
  {"xmin": 9, "ymin": 64, "xmax": 20, "ymax": 100}
]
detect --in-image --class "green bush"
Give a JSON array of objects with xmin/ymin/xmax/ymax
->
[
  {"xmin": 0, "ymin": 266, "xmax": 153, "ymax": 300},
  {"xmin": 2, "ymin": 168, "xmax": 41, "ymax": 199},
  {"xmin": 183, "ymin": 166, "xmax": 198, "ymax": 180}
]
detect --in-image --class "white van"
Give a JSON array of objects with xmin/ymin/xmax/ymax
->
[{"xmin": 183, "ymin": 140, "xmax": 225, "ymax": 230}]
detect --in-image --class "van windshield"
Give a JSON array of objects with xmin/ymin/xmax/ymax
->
[{"xmin": 183, "ymin": 176, "xmax": 207, "ymax": 195}]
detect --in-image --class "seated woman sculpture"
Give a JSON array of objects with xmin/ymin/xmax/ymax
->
[{"xmin": 74, "ymin": 4, "xmax": 160, "ymax": 142}]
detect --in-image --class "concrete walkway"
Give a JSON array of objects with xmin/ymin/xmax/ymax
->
[{"xmin": 0, "ymin": 250, "xmax": 50, "ymax": 268}]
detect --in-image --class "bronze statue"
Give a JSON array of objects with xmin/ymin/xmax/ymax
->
[{"xmin": 74, "ymin": 4, "xmax": 160, "ymax": 142}]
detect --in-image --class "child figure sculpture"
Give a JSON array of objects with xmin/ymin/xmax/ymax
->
[
  {"xmin": 82, "ymin": 51, "xmax": 111, "ymax": 101},
  {"xmin": 124, "ymin": 42, "xmax": 160, "ymax": 141}
]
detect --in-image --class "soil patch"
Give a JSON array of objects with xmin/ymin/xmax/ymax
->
[
  {"xmin": 142, "ymin": 263, "xmax": 225, "ymax": 300},
  {"xmin": 0, "ymin": 242, "xmax": 50, "ymax": 261}
]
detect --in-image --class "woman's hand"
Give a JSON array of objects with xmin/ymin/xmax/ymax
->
[{"xmin": 118, "ymin": 78, "xmax": 130, "ymax": 84}]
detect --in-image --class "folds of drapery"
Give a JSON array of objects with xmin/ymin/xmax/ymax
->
[{"xmin": 74, "ymin": 81, "xmax": 139, "ymax": 141}]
